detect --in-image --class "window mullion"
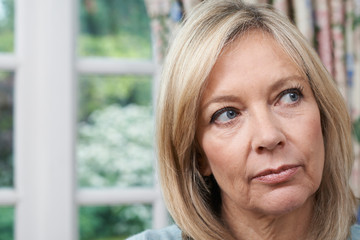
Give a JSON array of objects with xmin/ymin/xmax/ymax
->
[
  {"xmin": 0, "ymin": 189, "xmax": 17, "ymax": 205},
  {"xmin": 15, "ymin": 0, "xmax": 77, "ymax": 239},
  {"xmin": 77, "ymin": 188, "xmax": 158, "ymax": 205},
  {"xmin": 77, "ymin": 58, "xmax": 155, "ymax": 75},
  {"xmin": 0, "ymin": 54, "xmax": 18, "ymax": 70}
]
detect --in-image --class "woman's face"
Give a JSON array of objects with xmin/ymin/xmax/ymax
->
[{"xmin": 196, "ymin": 31, "xmax": 325, "ymax": 217}]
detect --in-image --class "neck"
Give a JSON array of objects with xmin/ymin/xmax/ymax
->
[{"xmin": 222, "ymin": 197, "xmax": 314, "ymax": 240}]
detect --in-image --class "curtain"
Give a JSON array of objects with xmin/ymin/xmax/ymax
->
[
  {"xmin": 144, "ymin": 0, "xmax": 201, "ymax": 63},
  {"xmin": 144, "ymin": 0, "xmax": 360, "ymax": 197}
]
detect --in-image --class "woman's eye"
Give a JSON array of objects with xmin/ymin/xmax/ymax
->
[
  {"xmin": 211, "ymin": 108, "xmax": 239, "ymax": 123},
  {"xmin": 279, "ymin": 89, "xmax": 302, "ymax": 105}
]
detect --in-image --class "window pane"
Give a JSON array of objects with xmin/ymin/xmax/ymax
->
[
  {"xmin": 0, "ymin": 0, "xmax": 14, "ymax": 52},
  {"xmin": 78, "ymin": 0, "xmax": 152, "ymax": 59},
  {"xmin": 0, "ymin": 71, "xmax": 13, "ymax": 187},
  {"xmin": 79, "ymin": 204, "xmax": 152, "ymax": 240},
  {"xmin": 0, "ymin": 206, "xmax": 14, "ymax": 240},
  {"xmin": 77, "ymin": 75, "xmax": 154, "ymax": 188}
]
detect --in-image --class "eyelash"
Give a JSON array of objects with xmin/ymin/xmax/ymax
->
[
  {"xmin": 209, "ymin": 85, "xmax": 304, "ymax": 124},
  {"xmin": 210, "ymin": 106, "xmax": 239, "ymax": 124},
  {"xmin": 277, "ymin": 85, "xmax": 304, "ymax": 105}
]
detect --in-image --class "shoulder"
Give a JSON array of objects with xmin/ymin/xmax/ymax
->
[
  {"xmin": 351, "ymin": 224, "xmax": 360, "ymax": 240},
  {"xmin": 127, "ymin": 225, "xmax": 182, "ymax": 240}
]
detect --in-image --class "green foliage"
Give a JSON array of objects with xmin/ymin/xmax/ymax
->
[
  {"xmin": 78, "ymin": 0, "xmax": 152, "ymax": 58},
  {"xmin": 0, "ymin": 0, "xmax": 14, "ymax": 52},
  {"xmin": 77, "ymin": 104, "xmax": 154, "ymax": 188},
  {"xmin": 0, "ymin": 207, "xmax": 14, "ymax": 240},
  {"xmin": 77, "ymin": 75, "xmax": 154, "ymax": 238},
  {"xmin": 80, "ymin": 0, "xmax": 150, "ymax": 36},
  {"xmin": 79, "ymin": 205, "xmax": 152, "ymax": 240},
  {"xmin": 0, "ymin": 0, "xmax": 156, "ymax": 238},
  {"xmin": 78, "ymin": 75, "xmax": 152, "ymax": 122},
  {"xmin": 0, "ymin": 0, "xmax": 15, "ymax": 231},
  {"xmin": 0, "ymin": 71, "xmax": 14, "ymax": 187},
  {"xmin": 0, "ymin": 31, "xmax": 13, "ymax": 52},
  {"xmin": 78, "ymin": 33, "xmax": 151, "ymax": 59},
  {"xmin": 77, "ymin": 74, "xmax": 154, "ymax": 238},
  {"xmin": 353, "ymin": 117, "xmax": 360, "ymax": 143}
]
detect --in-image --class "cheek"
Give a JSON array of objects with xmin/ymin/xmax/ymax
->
[
  {"xmin": 201, "ymin": 136, "xmax": 232, "ymax": 171},
  {"xmin": 311, "ymin": 123, "xmax": 325, "ymax": 185},
  {"xmin": 296, "ymin": 108, "xmax": 325, "ymax": 184},
  {"xmin": 308, "ymin": 110, "xmax": 324, "ymax": 162},
  {"xmin": 200, "ymin": 132, "xmax": 248, "ymax": 183}
]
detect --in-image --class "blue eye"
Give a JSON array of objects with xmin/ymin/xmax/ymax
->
[
  {"xmin": 279, "ymin": 88, "xmax": 302, "ymax": 105},
  {"xmin": 211, "ymin": 107, "xmax": 239, "ymax": 123}
]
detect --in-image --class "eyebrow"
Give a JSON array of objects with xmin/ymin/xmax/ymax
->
[
  {"xmin": 202, "ymin": 95, "xmax": 241, "ymax": 110},
  {"xmin": 201, "ymin": 75, "xmax": 305, "ymax": 110},
  {"xmin": 268, "ymin": 75, "xmax": 305, "ymax": 93}
]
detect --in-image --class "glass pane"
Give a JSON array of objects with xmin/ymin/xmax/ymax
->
[
  {"xmin": 0, "ymin": 71, "xmax": 13, "ymax": 187},
  {"xmin": 78, "ymin": 0, "xmax": 152, "ymax": 59},
  {"xmin": 0, "ymin": 206, "xmax": 14, "ymax": 240},
  {"xmin": 77, "ymin": 75, "xmax": 154, "ymax": 188},
  {"xmin": 79, "ymin": 204, "xmax": 152, "ymax": 240},
  {"xmin": 0, "ymin": 0, "xmax": 14, "ymax": 52}
]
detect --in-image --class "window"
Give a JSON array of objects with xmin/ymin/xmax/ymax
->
[
  {"xmin": 0, "ymin": 0, "xmax": 168, "ymax": 239},
  {"xmin": 76, "ymin": 1, "xmax": 167, "ymax": 239},
  {"xmin": 0, "ymin": 0, "xmax": 15, "ymax": 238}
]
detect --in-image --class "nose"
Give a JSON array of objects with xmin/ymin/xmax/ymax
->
[{"xmin": 250, "ymin": 108, "xmax": 285, "ymax": 153}]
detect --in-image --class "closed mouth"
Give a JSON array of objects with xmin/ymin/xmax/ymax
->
[{"xmin": 252, "ymin": 165, "xmax": 301, "ymax": 184}]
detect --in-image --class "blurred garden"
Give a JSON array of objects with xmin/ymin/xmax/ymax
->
[
  {"xmin": 0, "ymin": 0, "xmax": 15, "ymax": 237},
  {"xmin": 78, "ymin": 0, "xmax": 155, "ymax": 239},
  {"xmin": 0, "ymin": 0, "xmax": 156, "ymax": 239}
]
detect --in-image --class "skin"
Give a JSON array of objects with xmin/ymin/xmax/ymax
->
[{"xmin": 196, "ymin": 30, "xmax": 325, "ymax": 240}]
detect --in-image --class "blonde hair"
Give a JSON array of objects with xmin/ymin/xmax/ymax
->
[{"xmin": 156, "ymin": 0, "xmax": 357, "ymax": 239}]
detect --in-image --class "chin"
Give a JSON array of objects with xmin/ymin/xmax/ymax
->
[{"xmin": 254, "ymin": 186, "xmax": 316, "ymax": 216}]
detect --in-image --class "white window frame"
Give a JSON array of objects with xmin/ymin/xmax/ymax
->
[{"xmin": 0, "ymin": 0, "xmax": 167, "ymax": 239}]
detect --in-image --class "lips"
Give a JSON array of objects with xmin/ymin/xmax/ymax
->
[{"xmin": 252, "ymin": 165, "xmax": 301, "ymax": 184}]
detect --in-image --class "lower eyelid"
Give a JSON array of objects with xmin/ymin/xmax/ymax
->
[
  {"xmin": 278, "ymin": 88, "xmax": 303, "ymax": 103},
  {"xmin": 210, "ymin": 107, "xmax": 239, "ymax": 123}
]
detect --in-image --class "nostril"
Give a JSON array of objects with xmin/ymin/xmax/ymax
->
[
  {"xmin": 258, "ymin": 146, "xmax": 264, "ymax": 151},
  {"xmin": 256, "ymin": 140, "xmax": 284, "ymax": 152}
]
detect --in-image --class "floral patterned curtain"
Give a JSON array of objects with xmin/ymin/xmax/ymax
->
[
  {"xmin": 144, "ymin": 0, "xmax": 202, "ymax": 63},
  {"xmin": 144, "ymin": 0, "xmax": 360, "ymax": 197}
]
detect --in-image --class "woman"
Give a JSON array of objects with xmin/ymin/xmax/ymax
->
[{"xmin": 129, "ymin": 0, "xmax": 360, "ymax": 239}]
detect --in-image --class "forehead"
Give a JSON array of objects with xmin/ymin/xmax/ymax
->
[
  {"xmin": 199, "ymin": 30, "xmax": 304, "ymax": 105},
  {"xmin": 215, "ymin": 30, "xmax": 297, "ymax": 77},
  {"xmin": 222, "ymin": 29, "xmax": 286, "ymax": 62}
]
